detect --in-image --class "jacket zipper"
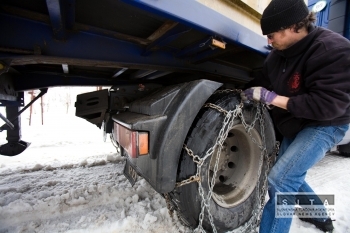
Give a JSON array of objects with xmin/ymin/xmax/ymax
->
[{"xmin": 283, "ymin": 58, "xmax": 288, "ymax": 73}]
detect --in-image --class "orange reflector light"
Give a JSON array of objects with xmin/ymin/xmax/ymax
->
[
  {"xmin": 212, "ymin": 38, "xmax": 226, "ymax": 49},
  {"xmin": 114, "ymin": 123, "xmax": 149, "ymax": 158},
  {"xmin": 138, "ymin": 132, "xmax": 149, "ymax": 155}
]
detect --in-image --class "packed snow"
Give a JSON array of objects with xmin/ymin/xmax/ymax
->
[{"xmin": 0, "ymin": 87, "xmax": 349, "ymax": 233}]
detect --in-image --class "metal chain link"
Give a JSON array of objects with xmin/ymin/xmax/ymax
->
[
  {"xmin": 183, "ymin": 144, "xmax": 204, "ymax": 165},
  {"xmin": 164, "ymin": 193, "xmax": 175, "ymax": 218},
  {"xmin": 203, "ymin": 103, "xmax": 228, "ymax": 115},
  {"xmin": 176, "ymin": 175, "xmax": 200, "ymax": 188},
  {"xmin": 214, "ymin": 89, "xmax": 242, "ymax": 95},
  {"xmin": 177, "ymin": 90, "xmax": 280, "ymax": 233}
]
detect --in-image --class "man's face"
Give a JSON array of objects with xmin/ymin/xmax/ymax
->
[{"xmin": 267, "ymin": 28, "xmax": 299, "ymax": 50}]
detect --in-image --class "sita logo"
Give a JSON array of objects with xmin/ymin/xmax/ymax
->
[{"xmin": 312, "ymin": 0, "xmax": 327, "ymax": 13}]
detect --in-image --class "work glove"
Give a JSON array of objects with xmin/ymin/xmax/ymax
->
[{"xmin": 241, "ymin": 87, "xmax": 277, "ymax": 105}]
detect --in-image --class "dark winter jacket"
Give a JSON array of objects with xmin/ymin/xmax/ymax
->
[{"xmin": 250, "ymin": 25, "xmax": 350, "ymax": 138}]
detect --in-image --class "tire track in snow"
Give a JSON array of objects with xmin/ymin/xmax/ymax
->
[{"xmin": 0, "ymin": 160, "xmax": 190, "ymax": 233}]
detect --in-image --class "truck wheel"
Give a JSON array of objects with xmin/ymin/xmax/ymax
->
[{"xmin": 169, "ymin": 92, "xmax": 276, "ymax": 232}]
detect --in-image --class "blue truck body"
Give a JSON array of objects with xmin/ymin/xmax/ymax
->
[
  {"xmin": 0, "ymin": 0, "xmax": 348, "ymax": 94},
  {"xmin": 0, "ymin": 0, "xmax": 269, "ymax": 93}
]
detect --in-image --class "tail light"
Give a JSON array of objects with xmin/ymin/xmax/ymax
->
[{"xmin": 114, "ymin": 123, "xmax": 149, "ymax": 158}]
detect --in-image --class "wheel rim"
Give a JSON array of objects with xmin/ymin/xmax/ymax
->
[{"xmin": 208, "ymin": 124, "xmax": 262, "ymax": 208}]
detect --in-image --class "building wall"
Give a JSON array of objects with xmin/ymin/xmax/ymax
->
[
  {"xmin": 197, "ymin": 0, "xmax": 270, "ymax": 35},
  {"xmin": 197, "ymin": 0, "xmax": 308, "ymax": 35}
]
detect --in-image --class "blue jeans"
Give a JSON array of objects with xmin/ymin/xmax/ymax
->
[{"xmin": 259, "ymin": 124, "xmax": 349, "ymax": 233}]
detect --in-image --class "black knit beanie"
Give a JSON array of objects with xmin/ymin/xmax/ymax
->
[{"xmin": 261, "ymin": 0, "xmax": 309, "ymax": 35}]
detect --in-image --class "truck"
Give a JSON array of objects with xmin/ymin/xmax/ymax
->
[{"xmin": 0, "ymin": 0, "xmax": 349, "ymax": 232}]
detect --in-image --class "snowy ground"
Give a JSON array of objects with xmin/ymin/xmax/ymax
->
[{"xmin": 0, "ymin": 88, "xmax": 349, "ymax": 233}]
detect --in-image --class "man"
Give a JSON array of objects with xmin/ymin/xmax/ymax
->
[{"xmin": 242, "ymin": 0, "xmax": 350, "ymax": 232}]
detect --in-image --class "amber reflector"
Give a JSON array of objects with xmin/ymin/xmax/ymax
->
[{"xmin": 114, "ymin": 123, "xmax": 149, "ymax": 158}]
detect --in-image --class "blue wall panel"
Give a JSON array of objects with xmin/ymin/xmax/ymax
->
[
  {"xmin": 308, "ymin": 0, "xmax": 330, "ymax": 28},
  {"xmin": 309, "ymin": 0, "xmax": 349, "ymax": 39}
]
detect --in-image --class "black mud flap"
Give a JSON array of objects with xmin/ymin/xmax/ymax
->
[{"xmin": 123, "ymin": 159, "xmax": 138, "ymax": 186}]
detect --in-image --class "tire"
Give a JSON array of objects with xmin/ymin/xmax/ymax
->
[
  {"xmin": 169, "ymin": 92, "xmax": 276, "ymax": 232},
  {"xmin": 338, "ymin": 144, "xmax": 350, "ymax": 157}
]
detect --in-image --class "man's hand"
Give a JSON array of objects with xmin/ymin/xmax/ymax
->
[{"xmin": 241, "ymin": 87, "xmax": 277, "ymax": 105}]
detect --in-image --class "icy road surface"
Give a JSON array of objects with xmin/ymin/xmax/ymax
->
[{"xmin": 1, "ymin": 106, "xmax": 350, "ymax": 233}]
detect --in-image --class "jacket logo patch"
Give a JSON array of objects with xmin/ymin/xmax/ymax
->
[{"xmin": 288, "ymin": 72, "xmax": 301, "ymax": 93}]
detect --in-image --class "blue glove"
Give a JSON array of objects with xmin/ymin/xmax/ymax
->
[{"xmin": 242, "ymin": 87, "xmax": 277, "ymax": 105}]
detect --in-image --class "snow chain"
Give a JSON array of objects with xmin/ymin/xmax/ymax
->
[
  {"xmin": 164, "ymin": 193, "xmax": 175, "ymax": 218},
  {"xmin": 174, "ymin": 89, "xmax": 279, "ymax": 233}
]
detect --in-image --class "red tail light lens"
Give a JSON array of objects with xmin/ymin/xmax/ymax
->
[{"xmin": 114, "ymin": 123, "xmax": 149, "ymax": 158}]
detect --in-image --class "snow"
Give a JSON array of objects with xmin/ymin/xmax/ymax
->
[{"xmin": 0, "ymin": 87, "xmax": 349, "ymax": 233}]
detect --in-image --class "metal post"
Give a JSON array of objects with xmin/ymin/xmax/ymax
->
[
  {"xmin": 29, "ymin": 91, "xmax": 34, "ymax": 126},
  {"xmin": 41, "ymin": 95, "xmax": 44, "ymax": 125},
  {"xmin": 6, "ymin": 106, "xmax": 22, "ymax": 142}
]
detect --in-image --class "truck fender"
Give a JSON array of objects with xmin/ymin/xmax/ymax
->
[{"xmin": 112, "ymin": 79, "xmax": 222, "ymax": 193}]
